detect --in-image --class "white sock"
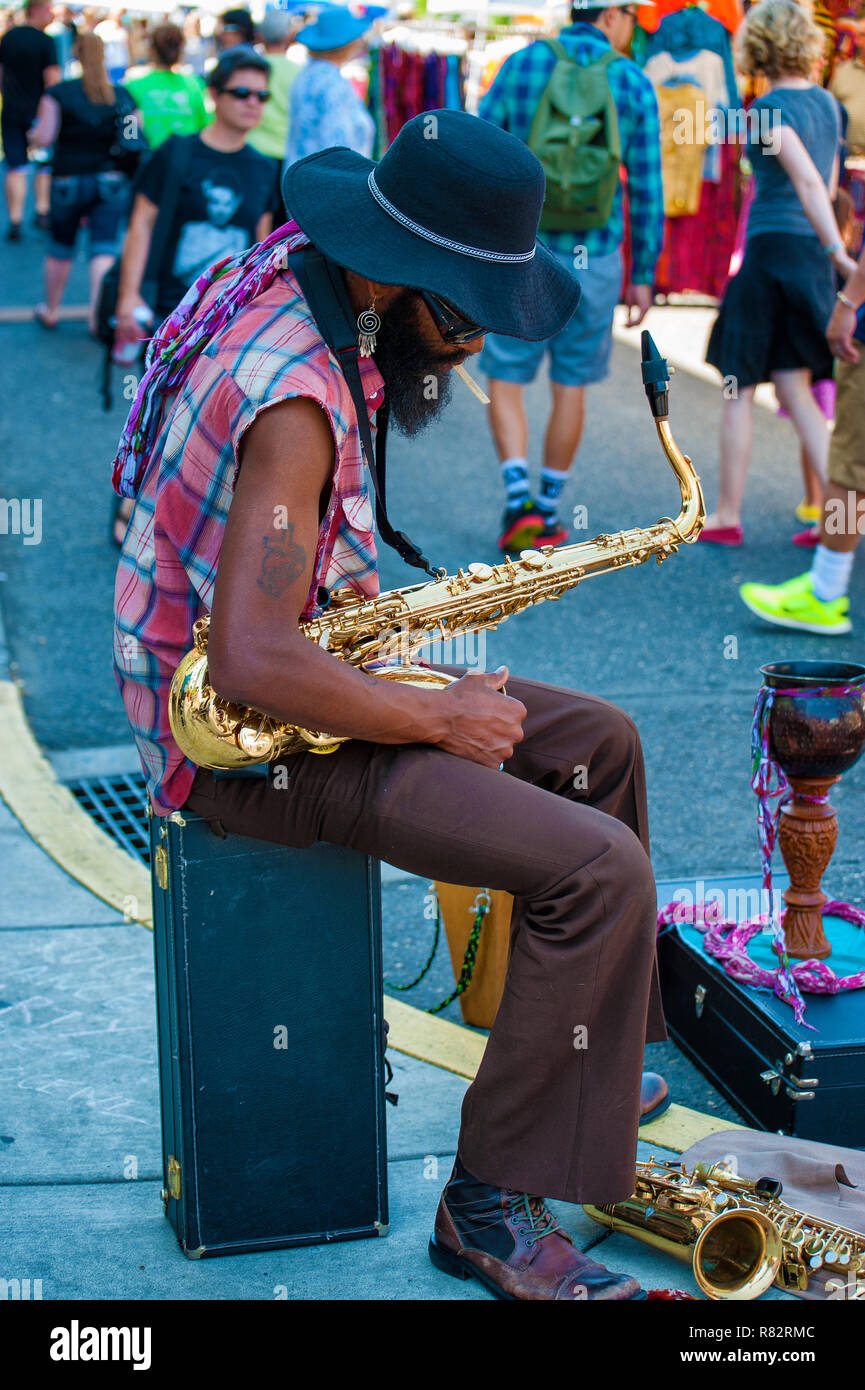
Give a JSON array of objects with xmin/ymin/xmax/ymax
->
[
  {"xmin": 501, "ymin": 457, "xmax": 530, "ymax": 506},
  {"xmin": 811, "ymin": 544, "xmax": 855, "ymax": 603}
]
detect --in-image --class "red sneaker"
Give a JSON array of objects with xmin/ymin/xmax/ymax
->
[
  {"xmin": 533, "ymin": 519, "xmax": 569, "ymax": 547},
  {"xmin": 498, "ymin": 500, "xmax": 545, "ymax": 552}
]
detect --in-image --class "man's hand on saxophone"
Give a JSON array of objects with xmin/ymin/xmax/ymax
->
[{"xmin": 207, "ymin": 396, "xmax": 527, "ymax": 769}]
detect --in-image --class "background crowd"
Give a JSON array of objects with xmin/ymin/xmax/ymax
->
[{"xmin": 1, "ymin": 0, "xmax": 864, "ymax": 625}]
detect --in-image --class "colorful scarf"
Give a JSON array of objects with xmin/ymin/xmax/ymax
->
[{"xmin": 111, "ymin": 220, "xmax": 309, "ymax": 499}]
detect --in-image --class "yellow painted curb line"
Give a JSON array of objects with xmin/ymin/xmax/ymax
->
[
  {"xmin": 0, "ymin": 675, "xmax": 740, "ymax": 1152},
  {"xmin": 0, "ymin": 679, "xmax": 152, "ymax": 928},
  {"xmin": 639, "ymin": 1103, "xmax": 745, "ymax": 1154},
  {"xmin": 384, "ymin": 996, "xmax": 486, "ymax": 1081},
  {"xmin": 0, "ymin": 677, "xmax": 484, "ymax": 1074}
]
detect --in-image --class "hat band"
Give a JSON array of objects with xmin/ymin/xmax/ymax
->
[{"xmin": 367, "ymin": 171, "xmax": 536, "ymax": 264}]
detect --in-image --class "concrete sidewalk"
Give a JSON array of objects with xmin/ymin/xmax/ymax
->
[{"xmin": 0, "ymin": 782, "xmax": 799, "ymax": 1302}]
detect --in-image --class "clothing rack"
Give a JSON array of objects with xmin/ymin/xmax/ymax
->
[{"xmin": 380, "ymin": 16, "xmax": 550, "ymax": 113}]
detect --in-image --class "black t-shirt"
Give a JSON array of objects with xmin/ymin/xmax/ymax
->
[
  {"xmin": 0, "ymin": 24, "xmax": 57, "ymax": 121},
  {"xmin": 46, "ymin": 79, "xmax": 135, "ymax": 176},
  {"xmin": 134, "ymin": 133, "xmax": 278, "ymax": 315}
]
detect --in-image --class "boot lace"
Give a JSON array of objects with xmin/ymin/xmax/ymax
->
[{"xmin": 504, "ymin": 1191, "xmax": 566, "ymax": 1248}]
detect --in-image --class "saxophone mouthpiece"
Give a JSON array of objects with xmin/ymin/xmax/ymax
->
[{"xmin": 641, "ymin": 330, "xmax": 670, "ymax": 422}]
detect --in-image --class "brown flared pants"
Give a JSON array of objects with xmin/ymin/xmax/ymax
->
[{"xmin": 183, "ymin": 673, "xmax": 666, "ymax": 1205}]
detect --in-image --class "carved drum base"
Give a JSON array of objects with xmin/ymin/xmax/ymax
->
[{"xmin": 777, "ymin": 776, "xmax": 840, "ymax": 961}]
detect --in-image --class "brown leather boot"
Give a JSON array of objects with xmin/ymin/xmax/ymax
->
[{"xmin": 429, "ymin": 1156, "xmax": 645, "ymax": 1301}]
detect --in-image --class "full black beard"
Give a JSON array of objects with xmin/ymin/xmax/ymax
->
[{"xmin": 371, "ymin": 290, "xmax": 459, "ymax": 437}]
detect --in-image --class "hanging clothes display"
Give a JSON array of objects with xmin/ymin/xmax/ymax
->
[
  {"xmin": 644, "ymin": 6, "xmax": 740, "ymax": 119},
  {"xmin": 369, "ymin": 26, "xmax": 469, "ymax": 154},
  {"xmin": 637, "ymin": 0, "xmax": 743, "ymax": 38},
  {"xmin": 655, "ymin": 81, "xmax": 708, "ymax": 215},
  {"xmin": 652, "ymin": 137, "xmax": 743, "ymax": 297},
  {"xmin": 639, "ymin": 4, "xmax": 744, "ymax": 296},
  {"xmin": 814, "ymin": 0, "xmax": 864, "ymax": 85}
]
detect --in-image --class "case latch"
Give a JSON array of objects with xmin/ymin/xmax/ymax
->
[
  {"xmin": 762, "ymin": 1058, "xmax": 817, "ymax": 1102},
  {"xmin": 154, "ymin": 845, "xmax": 169, "ymax": 892},
  {"xmin": 166, "ymin": 1154, "xmax": 182, "ymax": 1200}
]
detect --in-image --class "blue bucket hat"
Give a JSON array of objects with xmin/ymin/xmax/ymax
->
[{"xmin": 296, "ymin": 5, "xmax": 372, "ymax": 51}]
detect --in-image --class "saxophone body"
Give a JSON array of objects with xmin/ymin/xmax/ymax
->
[
  {"xmin": 168, "ymin": 333, "xmax": 705, "ymax": 771},
  {"xmin": 584, "ymin": 1158, "xmax": 865, "ymax": 1300}
]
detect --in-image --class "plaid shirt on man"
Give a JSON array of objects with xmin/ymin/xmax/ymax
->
[
  {"xmin": 113, "ymin": 269, "xmax": 384, "ymax": 816},
  {"xmin": 479, "ymin": 23, "xmax": 664, "ymax": 284}
]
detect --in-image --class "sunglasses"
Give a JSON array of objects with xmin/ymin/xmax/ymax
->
[
  {"xmin": 420, "ymin": 290, "xmax": 486, "ymax": 345},
  {"xmin": 221, "ymin": 86, "xmax": 271, "ymax": 102}
]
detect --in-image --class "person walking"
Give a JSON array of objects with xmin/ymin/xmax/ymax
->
[
  {"xmin": 124, "ymin": 23, "xmax": 209, "ymax": 150},
  {"xmin": 114, "ymin": 45, "xmax": 277, "ymax": 345},
  {"xmin": 0, "ymin": 0, "xmax": 60, "ymax": 238},
  {"xmin": 285, "ymin": 6, "xmax": 374, "ymax": 167},
  {"xmin": 478, "ymin": 0, "xmax": 663, "ymax": 553},
  {"xmin": 701, "ymin": 0, "xmax": 857, "ymax": 545},
  {"xmin": 111, "ymin": 45, "xmax": 277, "ymax": 544},
  {"xmin": 739, "ymin": 243, "xmax": 865, "ymax": 634},
  {"xmin": 248, "ymin": 8, "xmax": 300, "ymax": 221},
  {"xmin": 215, "ymin": 8, "xmax": 255, "ymax": 52},
  {"xmin": 27, "ymin": 30, "xmax": 136, "ymax": 330}
]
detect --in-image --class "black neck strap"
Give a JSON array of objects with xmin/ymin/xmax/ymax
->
[{"xmin": 285, "ymin": 245, "xmax": 439, "ymax": 581}]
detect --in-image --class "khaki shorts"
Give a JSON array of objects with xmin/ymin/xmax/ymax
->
[{"xmin": 829, "ymin": 355, "xmax": 865, "ymax": 493}]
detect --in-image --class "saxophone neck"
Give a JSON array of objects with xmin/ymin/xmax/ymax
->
[
  {"xmin": 655, "ymin": 416, "xmax": 705, "ymax": 542},
  {"xmin": 642, "ymin": 330, "xmax": 705, "ymax": 543}
]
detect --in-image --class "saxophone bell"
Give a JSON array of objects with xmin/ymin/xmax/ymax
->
[
  {"xmin": 692, "ymin": 1207, "xmax": 784, "ymax": 1301},
  {"xmin": 583, "ymin": 1160, "xmax": 783, "ymax": 1302}
]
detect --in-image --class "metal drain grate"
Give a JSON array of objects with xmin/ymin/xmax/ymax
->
[{"xmin": 68, "ymin": 772, "xmax": 150, "ymax": 865}]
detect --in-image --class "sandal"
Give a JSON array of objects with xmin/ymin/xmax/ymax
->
[{"xmin": 34, "ymin": 304, "xmax": 58, "ymax": 330}]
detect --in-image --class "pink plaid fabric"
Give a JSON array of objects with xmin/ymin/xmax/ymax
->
[{"xmin": 113, "ymin": 266, "xmax": 384, "ymax": 814}]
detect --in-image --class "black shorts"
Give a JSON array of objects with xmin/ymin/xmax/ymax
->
[
  {"xmin": 1, "ymin": 111, "xmax": 33, "ymax": 170},
  {"xmin": 706, "ymin": 233, "xmax": 835, "ymax": 388}
]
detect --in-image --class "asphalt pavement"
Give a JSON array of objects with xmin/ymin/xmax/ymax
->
[
  {"xmin": 1, "ymin": 218, "xmax": 863, "ymax": 895},
  {"xmin": 0, "ymin": 206, "xmax": 860, "ymax": 1305}
]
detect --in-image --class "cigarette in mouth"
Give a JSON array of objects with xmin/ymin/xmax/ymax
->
[{"xmin": 453, "ymin": 362, "xmax": 490, "ymax": 405}]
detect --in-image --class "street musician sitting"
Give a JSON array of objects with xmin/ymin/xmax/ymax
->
[{"xmin": 112, "ymin": 111, "xmax": 668, "ymax": 1302}]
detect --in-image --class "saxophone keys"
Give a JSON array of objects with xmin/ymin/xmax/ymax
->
[
  {"xmin": 804, "ymin": 1236, "xmax": 826, "ymax": 1269},
  {"xmin": 467, "ymin": 563, "xmax": 493, "ymax": 582},
  {"xmin": 518, "ymin": 550, "xmax": 547, "ymax": 569}
]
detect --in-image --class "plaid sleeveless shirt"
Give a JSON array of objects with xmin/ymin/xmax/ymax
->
[{"xmin": 113, "ymin": 268, "xmax": 384, "ymax": 815}]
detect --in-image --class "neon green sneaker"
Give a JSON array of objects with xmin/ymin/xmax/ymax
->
[{"xmin": 739, "ymin": 572, "xmax": 852, "ymax": 635}]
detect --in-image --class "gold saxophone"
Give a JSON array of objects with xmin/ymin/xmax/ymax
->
[
  {"xmin": 168, "ymin": 332, "xmax": 705, "ymax": 771},
  {"xmin": 584, "ymin": 1157, "xmax": 865, "ymax": 1301}
]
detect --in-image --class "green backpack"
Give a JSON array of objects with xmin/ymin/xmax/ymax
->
[{"xmin": 528, "ymin": 40, "xmax": 622, "ymax": 232}]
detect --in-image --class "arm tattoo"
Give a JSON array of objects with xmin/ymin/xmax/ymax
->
[{"xmin": 256, "ymin": 524, "xmax": 306, "ymax": 599}]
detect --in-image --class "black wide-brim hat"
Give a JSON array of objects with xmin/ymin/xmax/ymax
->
[{"xmin": 283, "ymin": 109, "xmax": 581, "ymax": 342}]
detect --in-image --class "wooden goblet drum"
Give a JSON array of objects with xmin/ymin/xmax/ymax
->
[{"xmin": 761, "ymin": 661, "xmax": 865, "ymax": 960}]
